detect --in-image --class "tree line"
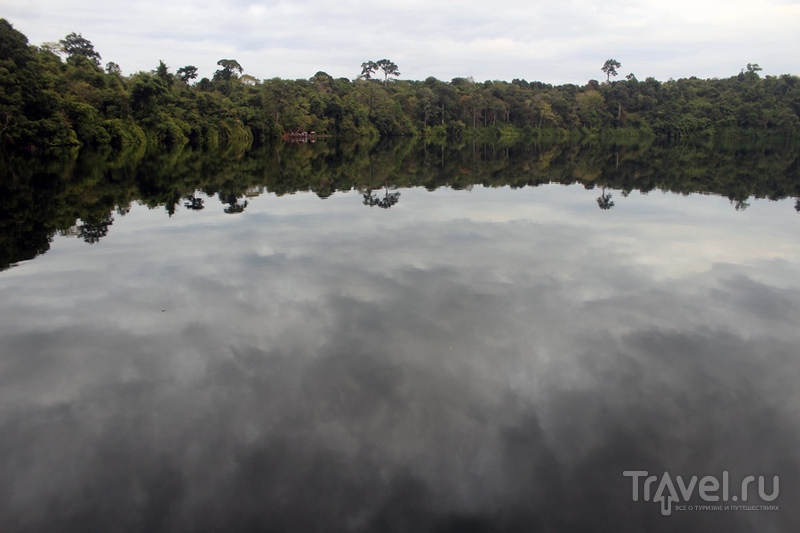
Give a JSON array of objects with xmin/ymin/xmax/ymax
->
[{"xmin": 2, "ymin": 19, "xmax": 800, "ymax": 150}]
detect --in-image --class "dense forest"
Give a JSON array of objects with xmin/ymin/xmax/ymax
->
[{"xmin": 2, "ymin": 18, "xmax": 800, "ymax": 150}]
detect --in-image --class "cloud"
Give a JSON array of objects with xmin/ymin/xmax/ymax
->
[{"xmin": 4, "ymin": 0, "xmax": 798, "ymax": 82}]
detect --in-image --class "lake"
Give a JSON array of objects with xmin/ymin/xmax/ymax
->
[{"xmin": 1, "ymin": 138, "xmax": 799, "ymax": 531}]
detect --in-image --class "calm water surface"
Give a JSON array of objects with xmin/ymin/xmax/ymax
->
[{"xmin": 1, "ymin": 141, "xmax": 799, "ymax": 531}]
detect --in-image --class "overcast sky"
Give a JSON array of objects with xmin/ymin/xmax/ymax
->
[{"xmin": 4, "ymin": 0, "xmax": 800, "ymax": 84}]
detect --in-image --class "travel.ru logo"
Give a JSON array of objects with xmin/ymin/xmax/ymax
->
[{"xmin": 623, "ymin": 471, "xmax": 779, "ymax": 516}]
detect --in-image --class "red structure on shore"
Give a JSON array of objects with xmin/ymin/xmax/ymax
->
[{"xmin": 282, "ymin": 130, "xmax": 317, "ymax": 142}]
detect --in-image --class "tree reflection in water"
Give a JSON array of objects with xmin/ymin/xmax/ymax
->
[
  {"xmin": 220, "ymin": 194, "xmax": 248, "ymax": 214},
  {"xmin": 184, "ymin": 195, "xmax": 204, "ymax": 210},
  {"xmin": 596, "ymin": 188, "xmax": 615, "ymax": 210},
  {"xmin": 3, "ymin": 138, "xmax": 800, "ymax": 270},
  {"xmin": 78, "ymin": 215, "xmax": 114, "ymax": 244},
  {"xmin": 362, "ymin": 186, "xmax": 401, "ymax": 209}
]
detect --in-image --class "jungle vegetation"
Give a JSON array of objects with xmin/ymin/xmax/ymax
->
[{"xmin": 2, "ymin": 19, "xmax": 800, "ymax": 150}]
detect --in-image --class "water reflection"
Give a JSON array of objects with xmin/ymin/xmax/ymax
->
[
  {"xmin": 362, "ymin": 186, "xmax": 402, "ymax": 209},
  {"xmin": 2, "ymin": 138, "xmax": 800, "ymax": 270},
  {"xmin": 220, "ymin": 193, "xmax": 249, "ymax": 214},
  {"xmin": 184, "ymin": 195, "xmax": 205, "ymax": 211},
  {"xmin": 596, "ymin": 188, "xmax": 615, "ymax": 210},
  {"xmin": 0, "ymin": 142, "xmax": 799, "ymax": 531},
  {"xmin": 78, "ymin": 214, "xmax": 114, "ymax": 244}
]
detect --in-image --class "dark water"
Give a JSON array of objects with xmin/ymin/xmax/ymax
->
[{"xmin": 1, "ymin": 139, "xmax": 799, "ymax": 531}]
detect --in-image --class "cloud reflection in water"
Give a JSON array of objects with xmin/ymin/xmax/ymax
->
[{"xmin": 0, "ymin": 185, "xmax": 798, "ymax": 531}]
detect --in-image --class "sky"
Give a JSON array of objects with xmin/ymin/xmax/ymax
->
[{"xmin": 3, "ymin": 0, "xmax": 800, "ymax": 86}]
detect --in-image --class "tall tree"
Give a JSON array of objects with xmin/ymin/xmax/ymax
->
[
  {"xmin": 105, "ymin": 62, "xmax": 122, "ymax": 76},
  {"xmin": 375, "ymin": 59, "xmax": 400, "ymax": 85},
  {"xmin": 155, "ymin": 60, "xmax": 173, "ymax": 84},
  {"xmin": 742, "ymin": 63, "xmax": 763, "ymax": 81},
  {"xmin": 601, "ymin": 59, "xmax": 621, "ymax": 82},
  {"xmin": 213, "ymin": 59, "xmax": 243, "ymax": 83},
  {"xmin": 59, "ymin": 32, "xmax": 101, "ymax": 66},
  {"xmin": 360, "ymin": 61, "xmax": 377, "ymax": 80},
  {"xmin": 176, "ymin": 65, "xmax": 198, "ymax": 83},
  {"xmin": 212, "ymin": 59, "xmax": 243, "ymax": 95}
]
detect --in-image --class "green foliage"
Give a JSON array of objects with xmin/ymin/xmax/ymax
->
[
  {"xmin": 360, "ymin": 61, "xmax": 378, "ymax": 80},
  {"xmin": 105, "ymin": 61, "xmax": 122, "ymax": 76},
  {"xmin": 64, "ymin": 100, "xmax": 110, "ymax": 144},
  {"xmin": 130, "ymin": 73, "xmax": 168, "ymax": 118},
  {"xmin": 59, "ymin": 32, "xmax": 101, "ymax": 67},
  {"xmin": 102, "ymin": 118, "xmax": 146, "ymax": 146},
  {"xmin": 375, "ymin": 59, "xmax": 400, "ymax": 85},
  {"xmin": 2, "ymin": 19, "xmax": 800, "ymax": 151},
  {"xmin": 177, "ymin": 65, "xmax": 198, "ymax": 83},
  {"xmin": 602, "ymin": 59, "xmax": 621, "ymax": 82},
  {"xmin": 213, "ymin": 59, "xmax": 243, "ymax": 94},
  {"xmin": 147, "ymin": 115, "xmax": 186, "ymax": 146},
  {"xmin": 214, "ymin": 59, "xmax": 243, "ymax": 82}
]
